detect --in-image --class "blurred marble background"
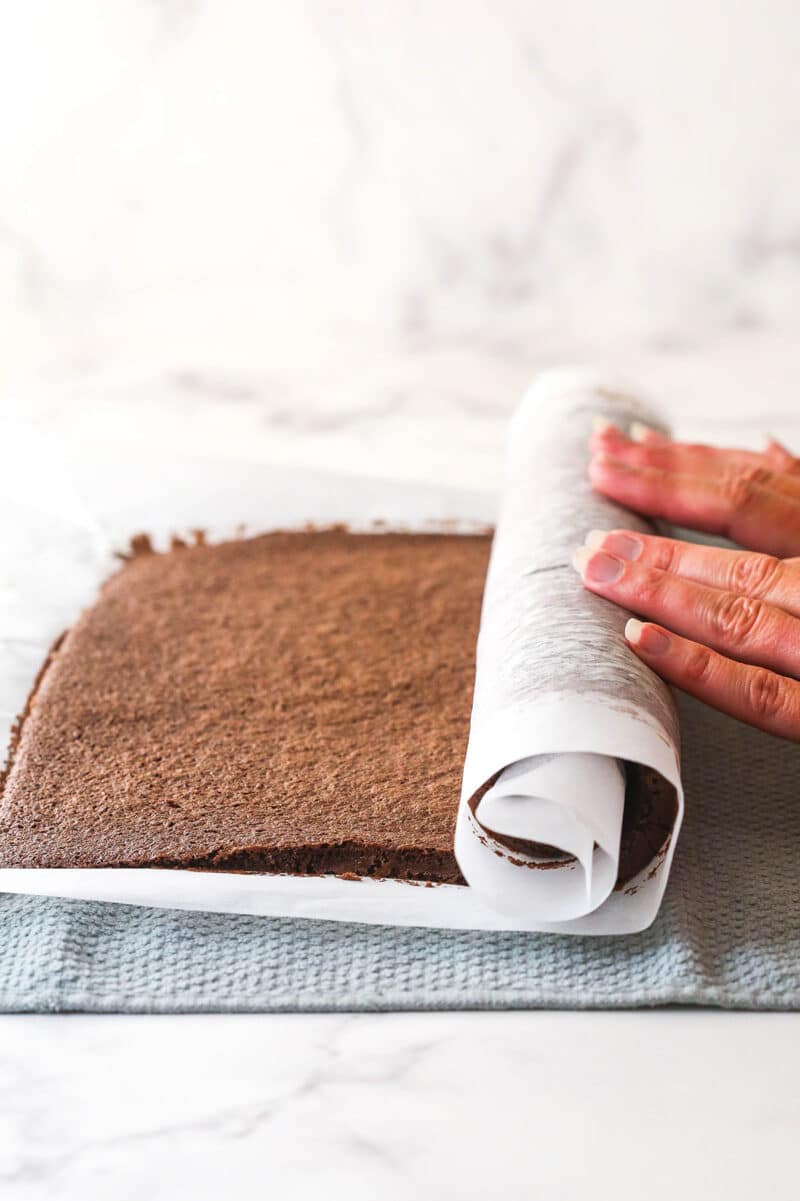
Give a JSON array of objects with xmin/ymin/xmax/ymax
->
[{"xmin": 1, "ymin": 1, "xmax": 799, "ymax": 482}]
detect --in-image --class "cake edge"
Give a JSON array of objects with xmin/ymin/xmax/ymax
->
[{"xmin": 0, "ymin": 629, "xmax": 69, "ymax": 805}]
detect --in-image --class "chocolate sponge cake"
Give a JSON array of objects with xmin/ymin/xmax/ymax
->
[
  {"xmin": 0, "ymin": 530, "xmax": 490, "ymax": 881},
  {"xmin": 0, "ymin": 528, "xmax": 675, "ymax": 885}
]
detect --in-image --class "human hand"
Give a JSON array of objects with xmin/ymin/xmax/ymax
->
[{"xmin": 575, "ymin": 421, "xmax": 800, "ymax": 739}]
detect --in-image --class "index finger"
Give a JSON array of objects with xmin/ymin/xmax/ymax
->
[
  {"xmin": 590, "ymin": 422, "xmax": 783, "ymax": 472},
  {"xmin": 589, "ymin": 454, "xmax": 800, "ymax": 557},
  {"xmin": 584, "ymin": 529, "xmax": 800, "ymax": 619}
]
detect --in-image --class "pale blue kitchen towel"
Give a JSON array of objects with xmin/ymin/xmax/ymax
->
[{"xmin": 1, "ymin": 694, "xmax": 798, "ymax": 1012}]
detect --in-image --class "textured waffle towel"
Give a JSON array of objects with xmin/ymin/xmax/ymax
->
[{"xmin": 1, "ymin": 693, "xmax": 798, "ymax": 1012}]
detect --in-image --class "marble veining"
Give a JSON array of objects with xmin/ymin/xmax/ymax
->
[
  {"xmin": 2, "ymin": 3, "xmax": 800, "ymax": 402},
  {"xmin": 1, "ymin": 1013, "xmax": 799, "ymax": 1200}
]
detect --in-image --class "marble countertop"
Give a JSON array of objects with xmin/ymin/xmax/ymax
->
[
  {"xmin": 2, "ymin": 334, "xmax": 800, "ymax": 1199},
  {"xmin": 0, "ymin": 1010, "xmax": 797, "ymax": 1200}
]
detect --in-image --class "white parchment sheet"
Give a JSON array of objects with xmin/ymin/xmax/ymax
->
[
  {"xmin": 455, "ymin": 370, "xmax": 683, "ymax": 932},
  {"xmin": 0, "ymin": 370, "xmax": 683, "ymax": 933}
]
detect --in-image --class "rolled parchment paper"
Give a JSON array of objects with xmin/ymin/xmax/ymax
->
[{"xmin": 455, "ymin": 370, "xmax": 684, "ymax": 933}]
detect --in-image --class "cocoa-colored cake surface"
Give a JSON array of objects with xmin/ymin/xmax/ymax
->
[
  {"xmin": 0, "ymin": 531, "xmax": 492, "ymax": 880},
  {"xmin": 0, "ymin": 529, "xmax": 676, "ymax": 884}
]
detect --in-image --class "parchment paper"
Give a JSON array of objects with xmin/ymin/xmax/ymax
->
[
  {"xmin": 0, "ymin": 370, "xmax": 683, "ymax": 933},
  {"xmin": 455, "ymin": 370, "xmax": 683, "ymax": 931}
]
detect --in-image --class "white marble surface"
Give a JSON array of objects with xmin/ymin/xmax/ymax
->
[
  {"xmin": 2, "ymin": 2, "xmax": 800, "ymax": 395},
  {"xmin": 0, "ymin": 1012, "xmax": 798, "ymax": 1200},
  {"xmin": 2, "ymin": 3, "xmax": 800, "ymax": 1195}
]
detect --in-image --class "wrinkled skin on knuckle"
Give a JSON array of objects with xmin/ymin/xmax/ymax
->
[
  {"xmin": 683, "ymin": 644, "xmax": 714, "ymax": 684},
  {"xmin": 650, "ymin": 540, "xmax": 679, "ymax": 574},
  {"xmin": 728, "ymin": 553, "xmax": 782, "ymax": 598},
  {"xmin": 720, "ymin": 465, "xmax": 773, "ymax": 513},
  {"xmin": 707, "ymin": 593, "xmax": 765, "ymax": 645},
  {"xmin": 630, "ymin": 565, "xmax": 668, "ymax": 607},
  {"xmin": 745, "ymin": 668, "xmax": 785, "ymax": 720}
]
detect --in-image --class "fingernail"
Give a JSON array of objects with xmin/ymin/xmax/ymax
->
[
  {"xmin": 630, "ymin": 421, "xmax": 670, "ymax": 445},
  {"xmin": 573, "ymin": 547, "xmax": 591, "ymax": 575},
  {"xmin": 766, "ymin": 434, "xmax": 795, "ymax": 461},
  {"xmin": 595, "ymin": 531, "xmax": 643, "ymax": 561},
  {"xmin": 585, "ymin": 528, "xmax": 608, "ymax": 549},
  {"xmin": 629, "ymin": 421, "xmax": 655, "ymax": 443},
  {"xmin": 573, "ymin": 548, "xmax": 624, "ymax": 583},
  {"xmin": 625, "ymin": 618, "xmax": 671, "ymax": 655},
  {"xmin": 592, "ymin": 416, "xmax": 616, "ymax": 436}
]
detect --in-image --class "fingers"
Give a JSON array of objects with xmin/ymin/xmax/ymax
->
[
  {"xmin": 586, "ymin": 422, "xmax": 800, "ymax": 738},
  {"xmin": 765, "ymin": 437, "xmax": 800, "ymax": 474},
  {"xmin": 590, "ymin": 443, "xmax": 800, "ymax": 504},
  {"xmin": 628, "ymin": 421, "xmax": 670, "ymax": 448},
  {"xmin": 590, "ymin": 421, "xmax": 783, "ymax": 475},
  {"xmin": 574, "ymin": 546, "xmax": 800, "ymax": 677},
  {"xmin": 624, "ymin": 619, "xmax": 800, "ymax": 741},
  {"xmin": 583, "ymin": 529, "xmax": 800, "ymax": 619},
  {"xmin": 588, "ymin": 454, "xmax": 800, "ymax": 557}
]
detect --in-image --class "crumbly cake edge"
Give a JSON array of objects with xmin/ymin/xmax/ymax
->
[{"xmin": 0, "ymin": 629, "xmax": 68, "ymax": 806}]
